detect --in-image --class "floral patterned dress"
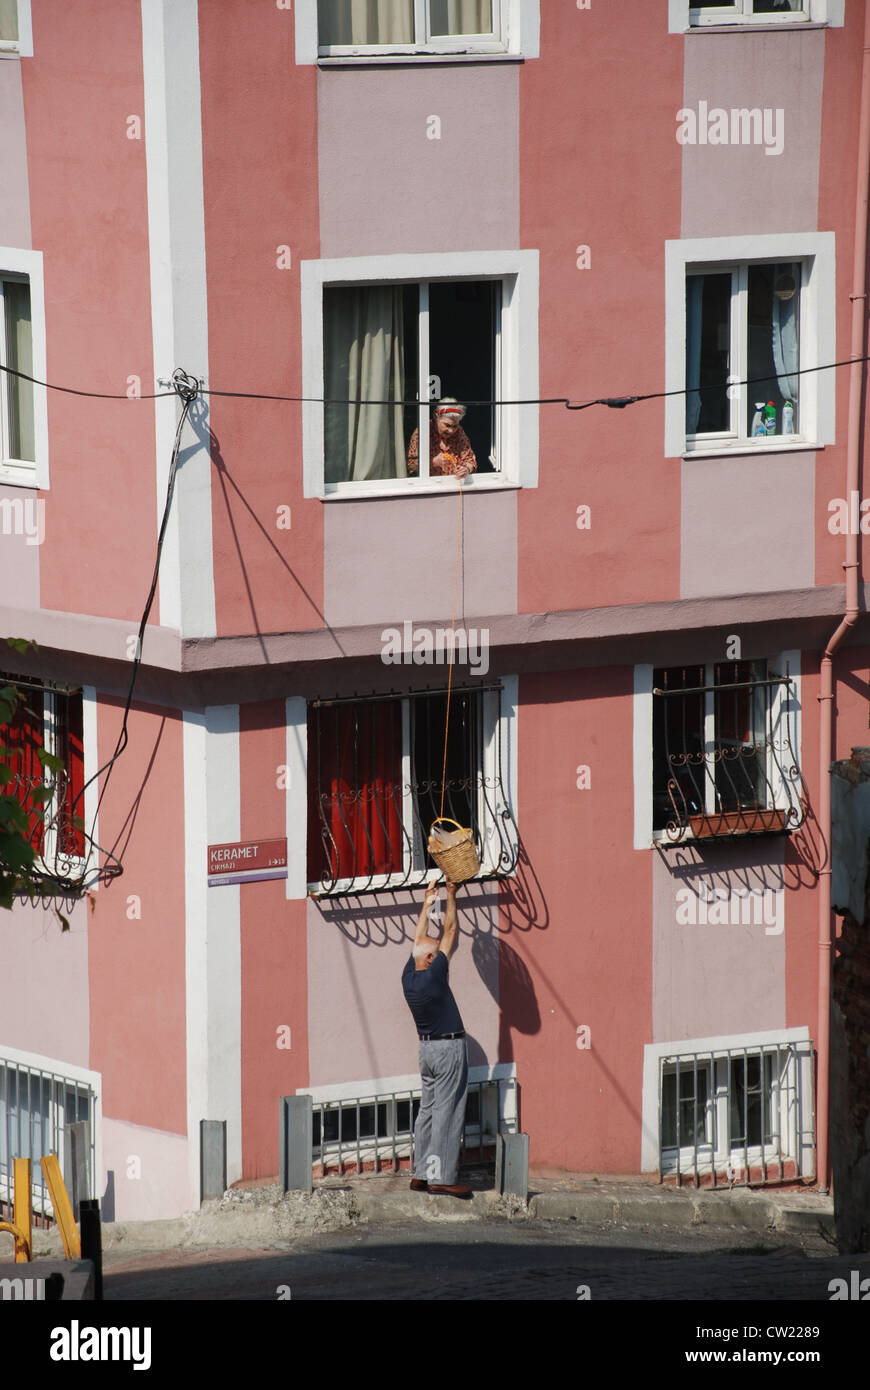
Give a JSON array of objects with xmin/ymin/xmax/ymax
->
[{"xmin": 407, "ymin": 420, "xmax": 477, "ymax": 477}]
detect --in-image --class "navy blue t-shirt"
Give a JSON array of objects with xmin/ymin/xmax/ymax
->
[{"xmin": 402, "ymin": 951, "xmax": 464, "ymax": 1037}]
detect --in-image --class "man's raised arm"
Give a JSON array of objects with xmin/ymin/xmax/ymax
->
[
  {"xmin": 414, "ymin": 880, "xmax": 439, "ymax": 947},
  {"xmin": 438, "ymin": 881, "xmax": 459, "ymax": 959}
]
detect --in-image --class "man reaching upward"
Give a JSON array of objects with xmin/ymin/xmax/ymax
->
[{"xmin": 401, "ymin": 879, "xmax": 471, "ymax": 1199}]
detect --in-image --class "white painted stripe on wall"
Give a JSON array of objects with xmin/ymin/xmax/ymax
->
[
  {"xmin": 633, "ymin": 665, "xmax": 654, "ymax": 850},
  {"xmin": 285, "ymin": 696, "xmax": 308, "ymax": 899},
  {"xmin": 81, "ymin": 685, "xmax": 99, "ymax": 890},
  {"xmin": 141, "ymin": 0, "xmax": 215, "ymax": 639},
  {"xmin": 204, "ymin": 704, "xmax": 242, "ymax": 1185},
  {"xmin": 182, "ymin": 709, "xmax": 208, "ymax": 1208}
]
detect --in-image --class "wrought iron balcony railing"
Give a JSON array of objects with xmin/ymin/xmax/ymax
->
[{"xmin": 652, "ymin": 663, "xmax": 804, "ymax": 843}]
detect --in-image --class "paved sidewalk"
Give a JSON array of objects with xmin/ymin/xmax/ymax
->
[{"xmin": 17, "ymin": 1169, "xmax": 837, "ymax": 1261}]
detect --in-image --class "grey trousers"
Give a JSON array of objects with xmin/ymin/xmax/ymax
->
[{"xmin": 413, "ymin": 1038, "xmax": 469, "ymax": 1186}]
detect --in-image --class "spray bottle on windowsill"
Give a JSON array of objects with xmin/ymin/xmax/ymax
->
[{"xmin": 751, "ymin": 403, "xmax": 766, "ymax": 437}]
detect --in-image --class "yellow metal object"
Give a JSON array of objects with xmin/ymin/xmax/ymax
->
[
  {"xmin": 0, "ymin": 1157, "xmax": 33, "ymax": 1261},
  {"xmin": 13, "ymin": 1157, "xmax": 32, "ymax": 1261},
  {"xmin": 40, "ymin": 1153, "xmax": 80, "ymax": 1260}
]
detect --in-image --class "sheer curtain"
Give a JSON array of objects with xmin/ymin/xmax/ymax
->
[
  {"xmin": 4, "ymin": 280, "xmax": 34, "ymax": 461},
  {"xmin": 429, "ymin": 0, "xmax": 493, "ymax": 34},
  {"xmin": 318, "ymin": 0, "xmax": 413, "ymax": 45},
  {"xmin": 771, "ymin": 265, "xmax": 799, "ymax": 406},
  {"xmin": 324, "ymin": 286, "xmax": 407, "ymax": 483},
  {"xmin": 685, "ymin": 277, "xmax": 704, "ymax": 435},
  {"xmin": 0, "ymin": 0, "xmax": 18, "ymax": 41}
]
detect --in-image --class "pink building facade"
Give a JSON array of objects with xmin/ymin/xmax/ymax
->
[{"xmin": 0, "ymin": 0, "xmax": 866, "ymax": 1220}]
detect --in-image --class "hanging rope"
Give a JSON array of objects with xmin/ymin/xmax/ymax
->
[{"xmin": 439, "ymin": 475, "xmax": 465, "ymax": 822}]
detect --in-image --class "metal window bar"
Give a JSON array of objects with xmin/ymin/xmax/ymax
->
[
  {"xmin": 311, "ymin": 1080, "xmax": 511, "ymax": 1176},
  {"xmin": 0, "ymin": 1057, "xmax": 96, "ymax": 1223},
  {"xmin": 658, "ymin": 1040, "xmax": 811, "ymax": 1188},
  {"xmin": 652, "ymin": 664, "xmax": 803, "ymax": 842},
  {"xmin": 309, "ymin": 686, "xmax": 519, "ymax": 896}
]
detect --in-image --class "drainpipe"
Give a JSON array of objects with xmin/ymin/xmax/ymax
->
[{"xmin": 816, "ymin": 0, "xmax": 870, "ymax": 1194}]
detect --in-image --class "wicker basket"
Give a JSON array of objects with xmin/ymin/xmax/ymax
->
[{"xmin": 427, "ymin": 818, "xmax": 480, "ymax": 884}]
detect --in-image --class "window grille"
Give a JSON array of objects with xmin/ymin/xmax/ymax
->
[
  {"xmin": 308, "ymin": 685, "xmax": 518, "ymax": 896},
  {"xmin": 653, "ymin": 661, "xmax": 803, "ymax": 841},
  {"xmin": 658, "ymin": 1040, "xmax": 814, "ymax": 1187},
  {"xmin": 311, "ymin": 1078, "xmax": 509, "ymax": 1176},
  {"xmin": 0, "ymin": 1055, "xmax": 97, "ymax": 1222}
]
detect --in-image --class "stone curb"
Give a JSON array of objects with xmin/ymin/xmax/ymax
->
[{"xmin": 23, "ymin": 1185, "xmax": 835, "ymax": 1257}]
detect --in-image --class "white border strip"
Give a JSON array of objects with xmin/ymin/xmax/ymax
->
[{"xmin": 141, "ymin": 0, "xmax": 215, "ymax": 638}]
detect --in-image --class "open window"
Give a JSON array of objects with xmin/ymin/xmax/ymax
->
[{"xmin": 323, "ymin": 278, "xmax": 501, "ymax": 485}]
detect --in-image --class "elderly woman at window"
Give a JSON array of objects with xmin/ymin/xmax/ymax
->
[{"xmin": 407, "ymin": 399, "xmax": 477, "ymax": 479}]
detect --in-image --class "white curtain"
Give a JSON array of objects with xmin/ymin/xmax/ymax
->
[
  {"xmin": 771, "ymin": 266, "xmax": 799, "ymax": 404},
  {"xmin": 3, "ymin": 279, "xmax": 34, "ymax": 462},
  {"xmin": 0, "ymin": 0, "xmax": 19, "ymax": 42},
  {"xmin": 324, "ymin": 287, "xmax": 407, "ymax": 483},
  {"xmin": 429, "ymin": 0, "xmax": 493, "ymax": 35},
  {"xmin": 318, "ymin": 0, "xmax": 413, "ymax": 45},
  {"xmin": 685, "ymin": 277, "xmax": 704, "ymax": 435}
]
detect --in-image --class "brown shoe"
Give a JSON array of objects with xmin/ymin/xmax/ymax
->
[
  {"xmin": 409, "ymin": 1178, "xmax": 428, "ymax": 1191},
  {"xmin": 428, "ymin": 1183, "xmax": 473, "ymax": 1200}
]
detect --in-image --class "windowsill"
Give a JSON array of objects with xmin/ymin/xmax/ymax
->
[
  {"xmin": 0, "ymin": 462, "xmax": 39, "ymax": 489},
  {"xmin": 317, "ymin": 52, "xmax": 522, "ymax": 66},
  {"xmin": 684, "ymin": 20, "xmax": 828, "ymax": 32},
  {"xmin": 321, "ymin": 476, "xmax": 521, "ymax": 501},
  {"xmin": 683, "ymin": 440, "xmax": 821, "ymax": 459}
]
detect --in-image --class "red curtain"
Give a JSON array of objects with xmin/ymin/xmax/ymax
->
[
  {"xmin": 308, "ymin": 701, "xmax": 404, "ymax": 885},
  {"xmin": 1, "ymin": 684, "xmax": 45, "ymax": 853}
]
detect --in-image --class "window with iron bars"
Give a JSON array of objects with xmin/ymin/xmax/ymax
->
[
  {"xmin": 652, "ymin": 659, "xmax": 802, "ymax": 841},
  {"xmin": 659, "ymin": 1040, "xmax": 814, "ymax": 1186},
  {"xmin": 307, "ymin": 686, "xmax": 518, "ymax": 895},
  {"xmin": 0, "ymin": 675, "xmax": 85, "ymax": 869},
  {"xmin": 0, "ymin": 1054, "xmax": 96, "ymax": 1220},
  {"xmin": 311, "ymin": 1079, "xmax": 504, "ymax": 1175}
]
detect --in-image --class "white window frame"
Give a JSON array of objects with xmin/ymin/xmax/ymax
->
[
  {"xmin": 295, "ymin": 0, "xmax": 538, "ymax": 63},
  {"xmin": 0, "ymin": 0, "xmax": 33, "ymax": 56},
  {"xmin": 641, "ymin": 1028, "xmax": 814, "ymax": 1180},
  {"xmin": 634, "ymin": 650, "xmax": 801, "ymax": 849},
  {"xmin": 0, "ymin": 1043, "xmax": 102, "ymax": 1218},
  {"xmin": 306, "ymin": 682, "xmax": 516, "ymax": 895},
  {"xmin": 302, "ymin": 250, "xmax": 538, "ymax": 499},
  {"xmin": 669, "ymin": 0, "xmax": 843, "ymax": 29},
  {"xmin": 665, "ymin": 234, "xmax": 835, "ymax": 459},
  {"xmin": 0, "ymin": 249, "xmax": 48, "ymax": 490}
]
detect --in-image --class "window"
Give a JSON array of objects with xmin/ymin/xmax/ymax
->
[
  {"xmin": 0, "ymin": 676, "xmax": 86, "ymax": 869},
  {"xmin": 665, "ymin": 234, "xmax": 835, "ymax": 457},
  {"xmin": 0, "ymin": 0, "xmax": 31, "ymax": 55},
  {"xmin": 0, "ymin": 1047, "xmax": 99, "ymax": 1218},
  {"xmin": 0, "ymin": 276, "xmax": 33, "ymax": 469},
  {"xmin": 669, "ymin": 0, "xmax": 841, "ymax": 27},
  {"xmin": 650, "ymin": 659, "xmax": 802, "ymax": 841},
  {"xmin": 315, "ymin": 0, "xmax": 509, "ymax": 55},
  {"xmin": 0, "ymin": 251, "xmax": 47, "ymax": 488},
  {"xmin": 651, "ymin": 1035, "xmax": 815, "ymax": 1185},
  {"xmin": 302, "ymin": 251, "xmax": 539, "ymax": 497},
  {"xmin": 307, "ymin": 685, "xmax": 517, "ymax": 894},
  {"xmin": 324, "ymin": 279, "xmax": 501, "ymax": 484},
  {"xmin": 687, "ymin": 262, "xmax": 804, "ymax": 444},
  {"xmin": 691, "ymin": 0, "xmax": 811, "ymax": 21}
]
